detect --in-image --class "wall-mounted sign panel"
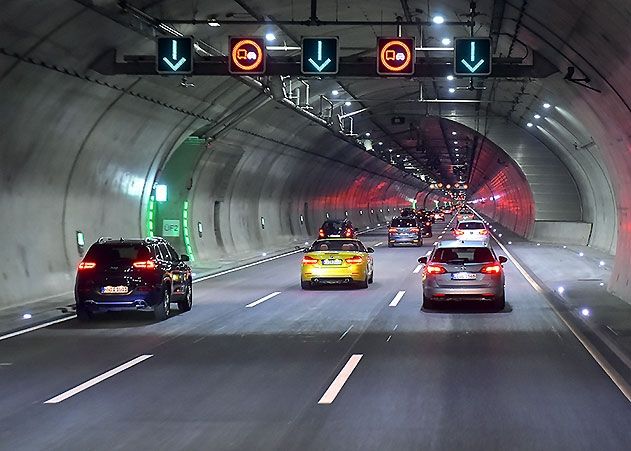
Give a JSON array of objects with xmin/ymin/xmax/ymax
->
[
  {"xmin": 377, "ymin": 37, "xmax": 415, "ymax": 76},
  {"xmin": 162, "ymin": 219, "xmax": 181, "ymax": 237},
  {"xmin": 453, "ymin": 38, "xmax": 492, "ymax": 76},
  {"xmin": 156, "ymin": 37, "xmax": 193, "ymax": 74},
  {"xmin": 229, "ymin": 37, "xmax": 266, "ymax": 74},
  {"xmin": 301, "ymin": 37, "xmax": 339, "ymax": 75}
]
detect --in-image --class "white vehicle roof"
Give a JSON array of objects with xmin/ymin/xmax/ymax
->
[
  {"xmin": 436, "ymin": 239, "xmax": 491, "ymax": 248},
  {"xmin": 456, "ymin": 219, "xmax": 486, "ymax": 226}
]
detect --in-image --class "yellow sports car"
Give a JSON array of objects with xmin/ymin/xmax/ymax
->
[{"xmin": 301, "ymin": 238, "xmax": 374, "ymax": 289}]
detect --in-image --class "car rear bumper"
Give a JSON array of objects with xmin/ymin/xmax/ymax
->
[
  {"xmin": 389, "ymin": 234, "xmax": 422, "ymax": 244},
  {"xmin": 302, "ymin": 266, "xmax": 367, "ymax": 283},
  {"xmin": 422, "ymin": 285, "xmax": 504, "ymax": 301},
  {"xmin": 76, "ymin": 290, "xmax": 160, "ymax": 311}
]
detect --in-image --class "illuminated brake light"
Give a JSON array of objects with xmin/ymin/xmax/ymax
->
[
  {"xmin": 481, "ymin": 264, "xmax": 501, "ymax": 274},
  {"xmin": 345, "ymin": 228, "xmax": 353, "ymax": 237},
  {"xmin": 78, "ymin": 261, "xmax": 96, "ymax": 270},
  {"xmin": 410, "ymin": 227, "xmax": 419, "ymax": 233},
  {"xmin": 133, "ymin": 260, "xmax": 156, "ymax": 269},
  {"xmin": 302, "ymin": 255, "xmax": 318, "ymax": 265},
  {"xmin": 345, "ymin": 256, "xmax": 363, "ymax": 264},
  {"xmin": 318, "ymin": 228, "xmax": 325, "ymax": 238},
  {"xmin": 454, "ymin": 229, "xmax": 465, "ymax": 235},
  {"xmin": 425, "ymin": 264, "xmax": 447, "ymax": 275},
  {"xmin": 388, "ymin": 228, "xmax": 398, "ymax": 233},
  {"xmin": 426, "ymin": 222, "xmax": 431, "ymax": 226},
  {"xmin": 479, "ymin": 229, "xmax": 489, "ymax": 235}
]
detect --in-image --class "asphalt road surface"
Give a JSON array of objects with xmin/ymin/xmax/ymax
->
[{"xmin": 1, "ymin": 220, "xmax": 630, "ymax": 451}]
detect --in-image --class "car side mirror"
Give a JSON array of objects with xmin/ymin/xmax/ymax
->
[
  {"xmin": 367, "ymin": 247, "xmax": 375, "ymax": 253},
  {"xmin": 180, "ymin": 254, "xmax": 190, "ymax": 262},
  {"xmin": 418, "ymin": 256, "xmax": 428, "ymax": 264},
  {"xmin": 499, "ymin": 256, "xmax": 508, "ymax": 264}
]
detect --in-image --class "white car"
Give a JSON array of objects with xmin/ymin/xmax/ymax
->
[{"xmin": 451, "ymin": 220, "xmax": 489, "ymax": 242}]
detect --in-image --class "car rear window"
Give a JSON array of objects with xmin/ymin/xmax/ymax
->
[
  {"xmin": 433, "ymin": 247, "xmax": 494, "ymax": 263},
  {"xmin": 391, "ymin": 218, "xmax": 416, "ymax": 227},
  {"xmin": 457, "ymin": 221, "xmax": 485, "ymax": 230},
  {"xmin": 322, "ymin": 221, "xmax": 344, "ymax": 232},
  {"xmin": 310, "ymin": 240, "xmax": 366, "ymax": 252},
  {"xmin": 85, "ymin": 244, "xmax": 150, "ymax": 262}
]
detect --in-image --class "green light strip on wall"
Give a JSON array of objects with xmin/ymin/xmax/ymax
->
[
  {"xmin": 182, "ymin": 200, "xmax": 194, "ymax": 261},
  {"xmin": 147, "ymin": 195, "xmax": 155, "ymax": 237}
]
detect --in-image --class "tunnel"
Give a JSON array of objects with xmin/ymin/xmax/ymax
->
[{"xmin": 1, "ymin": 1, "xmax": 631, "ymax": 449}]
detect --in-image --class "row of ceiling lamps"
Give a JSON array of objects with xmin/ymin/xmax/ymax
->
[{"xmin": 526, "ymin": 102, "xmax": 552, "ymax": 127}]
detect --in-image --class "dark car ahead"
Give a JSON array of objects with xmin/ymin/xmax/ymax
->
[
  {"xmin": 416, "ymin": 214, "xmax": 433, "ymax": 237},
  {"xmin": 388, "ymin": 216, "xmax": 423, "ymax": 247},
  {"xmin": 319, "ymin": 219, "xmax": 357, "ymax": 239},
  {"xmin": 75, "ymin": 237, "xmax": 192, "ymax": 321}
]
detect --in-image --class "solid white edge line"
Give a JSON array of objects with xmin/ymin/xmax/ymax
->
[
  {"xmin": 245, "ymin": 291, "xmax": 282, "ymax": 308},
  {"xmin": 413, "ymin": 264, "xmax": 423, "ymax": 274},
  {"xmin": 44, "ymin": 354, "xmax": 153, "ymax": 404},
  {"xmin": 491, "ymin": 233, "xmax": 631, "ymax": 403},
  {"xmin": 374, "ymin": 242, "xmax": 383, "ymax": 247},
  {"xmin": 0, "ymin": 315, "xmax": 77, "ymax": 342},
  {"xmin": 318, "ymin": 354, "xmax": 363, "ymax": 404},
  {"xmin": 389, "ymin": 290, "xmax": 406, "ymax": 307}
]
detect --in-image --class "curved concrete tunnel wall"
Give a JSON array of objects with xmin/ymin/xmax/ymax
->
[{"xmin": 0, "ymin": 7, "xmax": 422, "ymax": 309}]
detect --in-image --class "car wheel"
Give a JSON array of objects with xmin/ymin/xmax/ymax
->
[
  {"xmin": 76, "ymin": 304, "xmax": 93, "ymax": 321},
  {"xmin": 177, "ymin": 283, "xmax": 193, "ymax": 312},
  {"xmin": 422, "ymin": 295, "xmax": 436, "ymax": 310},
  {"xmin": 357, "ymin": 276, "xmax": 369, "ymax": 289},
  {"xmin": 368, "ymin": 271, "xmax": 374, "ymax": 284},
  {"xmin": 417, "ymin": 240, "xmax": 423, "ymax": 247},
  {"xmin": 301, "ymin": 280, "xmax": 312, "ymax": 290},
  {"xmin": 494, "ymin": 292, "xmax": 506, "ymax": 311},
  {"xmin": 154, "ymin": 288, "xmax": 171, "ymax": 321},
  {"xmin": 388, "ymin": 242, "xmax": 394, "ymax": 248}
]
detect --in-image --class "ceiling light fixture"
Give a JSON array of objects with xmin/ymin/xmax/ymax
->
[
  {"xmin": 265, "ymin": 32, "xmax": 276, "ymax": 42},
  {"xmin": 448, "ymin": 87, "xmax": 456, "ymax": 93},
  {"xmin": 432, "ymin": 15, "xmax": 445, "ymax": 24},
  {"xmin": 446, "ymin": 75, "xmax": 454, "ymax": 81},
  {"xmin": 331, "ymin": 89, "xmax": 339, "ymax": 95},
  {"xmin": 451, "ymin": 131, "xmax": 457, "ymax": 135},
  {"xmin": 534, "ymin": 114, "xmax": 541, "ymax": 119},
  {"xmin": 344, "ymin": 101, "xmax": 351, "ymax": 106},
  {"xmin": 526, "ymin": 122, "xmax": 533, "ymax": 127},
  {"xmin": 543, "ymin": 103, "xmax": 551, "ymax": 108},
  {"xmin": 441, "ymin": 38, "xmax": 451, "ymax": 45}
]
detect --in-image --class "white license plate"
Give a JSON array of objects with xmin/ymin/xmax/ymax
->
[
  {"xmin": 102, "ymin": 285, "xmax": 129, "ymax": 294},
  {"xmin": 329, "ymin": 234, "xmax": 341, "ymax": 237},
  {"xmin": 322, "ymin": 259, "xmax": 342, "ymax": 265},
  {"xmin": 451, "ymin": 272, "xmax": 476, "ymax": 280}
]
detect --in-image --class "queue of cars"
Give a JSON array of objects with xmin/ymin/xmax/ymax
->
[{"xmin": 74, "ymin": 206, "xmax": 505, "ymax": 320}]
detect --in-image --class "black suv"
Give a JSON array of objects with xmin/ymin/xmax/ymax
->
[
  {"xmin": 319, "ymin": 219, "xmax": 357, "ymax": 239},
  {"xmin": 75, "ymin": 237, "xmax": 192, "ymax": 321}
]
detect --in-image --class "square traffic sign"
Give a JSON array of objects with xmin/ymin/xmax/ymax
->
[
  {"xmin": 156, "ymin": 37, "xmax": 193, "ymax": 75},
  {"xmin": 229, "ymin": 37, "xmax": 266, "ymax": 75},
  {"xmin": 301, "ymin": 37, "xmax": 339, "ymax": 75},
  {"xmin": 453, "ymin": 38, "xmax": 492, "ymax": 76},
  {"xmin": 377, "ymin": 37, "xmax": 415, "ymax": 76}
]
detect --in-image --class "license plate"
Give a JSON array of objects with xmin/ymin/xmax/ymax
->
[
  {"xmin": 451, "ymin": 272, "xmax": 476, "ymax": 280},
  {"xmin": 322, "ymin": 259, "xmax": 342, "ymax": 265},
  {"xmin": 102, "ymin": 285, "xmax": 129, "ymax": 294},
  {"xmin": 329, "ymin": 234, "xmax": 341, "ymax": 237}
]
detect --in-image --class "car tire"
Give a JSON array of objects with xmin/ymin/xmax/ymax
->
[
  {"xmin": 177, "ymin": 283, "xmax": 193, "ymax": 312},
  {"xmin": 422, "ymin": 295, "xmax": 436, "ymax": 310},
  {"xmin": 388, "ymin": 242, "xmax": 394, "ymax": 248},
  {"xmin": 417, "ymin": 240, "xmax": 423, "ymax": 247},
  {"xmin": 76, "ymin": 304, "xmax": 93, "ymax": 321},
  {"xmin": 494, "ymin": 292, "xmax": 506, "ymax": 311},
  {"xmin": 301, "ymin": 280, "xmax": 311, "ymax": 290},
  {"xmin": 357, "ymin": 276, "xmax": 369, "ymax": 289},
  {"xmin": 154, "ymin": 288, "xmax": 171, "ymax": 321},
  {"xmin": 368, "ymin": 271, "xmax": 374, "ymax": 284}
]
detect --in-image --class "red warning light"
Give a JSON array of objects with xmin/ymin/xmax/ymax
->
[
  {"xmin": 229, "ymin": 37, "xmax": 266, "ymax": 74},
  {"xmin": 377, "ymin": 37, "xmax": 415, "ymax": 76}
]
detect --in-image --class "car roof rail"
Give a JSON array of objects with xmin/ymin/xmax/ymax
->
[{"xmin": 97, "ymin": 236, "xmax": 113, "ymax": 244}]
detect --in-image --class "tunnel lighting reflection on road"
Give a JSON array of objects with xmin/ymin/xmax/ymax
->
[
  {"xmin": 581, "ymin": 308, "xmax": 590, "ymax": 317},
  {"xmin": 599, "ymin": 260, "xmax": 605, "ymax": 266},
  {"xmin": 432, "ymin": 15, "xmax": 445, "ymax": 24},
  {"xmin": 579, "ymin": 252, "xmax": 584, "ymax": 257},
  {"xmin": 557, "ymin": 286, "xmax": 565, "ymax": 294},
  {"xmin": 23, "ymin": 313, "xmax": 32, "ymax": 320}
]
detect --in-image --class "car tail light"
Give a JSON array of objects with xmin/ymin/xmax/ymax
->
[
  {"xmin": 454, "ymin": 229, "xmax": 465, "ymax": 236},
  {"xmin": 388, "ymin": 227, "xmax": 398, "ymax": 233},
  {"xmin": 481, "ymin": 263, "xmax": 502, "ymax": 274},
  {"xmin": 302, "ymin": 255, "xmax": 319, "ymax": 265},
  {"xmin": 410, "ymin": 227, "xmax": 420, "ymax": 233},
  {"xmin": 425, "ymin": 264, "xmax": 447, "ymax": 275},
  {"xmin": 479, "ymin": 229, "xmax": 489, "ymax": 235},
  {"xmin": 345, "ymin": 228, "xmax": 353, "ymax": 237},
  {"xmin": 318, "ymin": 228, "xmax": 325, "ymax": 238},
  {"xmin": 78, "ymin": 261, "xmax": 96, "ymax": 270},
  {"xmin": 345, "ymin": 256, "xmax": 363, "ymax": 264},
  {"xmin": 133, "ymin": 260, "xmax": 156, "ymax": 269},
  {"xmin": 426, "ymin": 222, "xmax": 431, "ymax": 226}
]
